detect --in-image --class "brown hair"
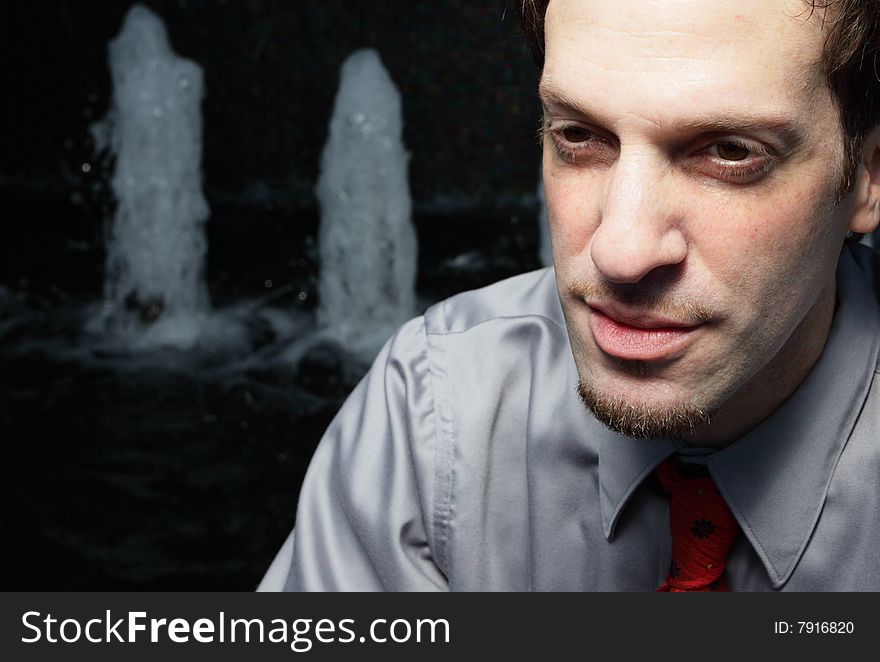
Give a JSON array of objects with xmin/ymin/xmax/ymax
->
[{"xmin": 516, "ymin": 0, "xmax": 880, "ymax": 200}]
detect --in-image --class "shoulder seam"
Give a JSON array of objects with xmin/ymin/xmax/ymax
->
[
  {"xmin": 427, "ymin": 312, "xmax": 567, "ymax": 338},
  {"xmin": 424, "ymin": 314, "xmax": 454, "ymax": 579}
]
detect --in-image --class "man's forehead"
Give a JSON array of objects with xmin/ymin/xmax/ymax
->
[{"xmin": 542, "ymin": 0, "xmax": 829, "ymax": 120}]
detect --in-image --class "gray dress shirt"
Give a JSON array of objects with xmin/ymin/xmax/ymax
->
[{"xmin": 260, "ymin": 243, "xmax": 880, "ymax": 591}]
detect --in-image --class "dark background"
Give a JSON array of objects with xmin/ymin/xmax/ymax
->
[{"xmin": 0, "ymin": 0, "xmax": 543, "ymax": 589}]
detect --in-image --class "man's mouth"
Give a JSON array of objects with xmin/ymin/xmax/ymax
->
[{"xmin": 586, "ymin": 301, "xmax": 704, "ymax": 362}]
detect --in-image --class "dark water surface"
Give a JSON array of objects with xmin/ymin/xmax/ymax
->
[{"xmin": 0, "ymin": 310, "xmax": 343, "ymax": 590}]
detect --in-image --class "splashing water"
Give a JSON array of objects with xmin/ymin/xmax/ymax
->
[
  {"xmin": 315, "ymin": 49, "xmax": 417, "ymax": 357},
  {"xmin": 90, "ymin": 4, "xmax": 210, "ymax": 349}
]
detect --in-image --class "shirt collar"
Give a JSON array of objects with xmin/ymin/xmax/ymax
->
[{"xmin": 598, "ymin": 245, "xmax": 880, "ymax": 588}]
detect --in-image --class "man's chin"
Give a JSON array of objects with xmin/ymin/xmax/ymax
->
[{"xmin": 577, "ymin": 381, "xmax": 716, "ymax": 440}]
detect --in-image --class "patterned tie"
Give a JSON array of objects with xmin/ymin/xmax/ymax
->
[{"xmin": 655, "ymin": 456, "xmax": 739, "ymax": 592}]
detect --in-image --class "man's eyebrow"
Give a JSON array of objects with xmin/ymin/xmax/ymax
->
[
  {"xmin": 662, "ymin": 114, "xmax": 806, "ymax": 147},
  {"xmin": 538, "ymin": 82, "xmax": 806, "ymax": 147},
  {"xmin": 538, "ymin": 83, "xmax": 603, "ymax": 122}
]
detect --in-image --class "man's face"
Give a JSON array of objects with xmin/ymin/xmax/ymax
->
[{"xmin": 542, "ymin": 0, "xmax": 861, "ymax": 442}]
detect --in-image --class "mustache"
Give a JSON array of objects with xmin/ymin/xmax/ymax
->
[{"xmin": 568, "ymin": 280, "xmax": 717, "ymax": 323}]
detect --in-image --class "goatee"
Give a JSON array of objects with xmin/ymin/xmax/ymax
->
[{"xmin": 577, "ymin": 381, "xmax": 715, "ymax": 440}]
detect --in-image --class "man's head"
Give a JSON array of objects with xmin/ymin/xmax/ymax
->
[
  {"xmin": 521, "ymin": 0, "xmax": 880, "ymax": 444},
  {"xmin": 520, "ymin": 0, "xmax": 880, "ymax": 200}
]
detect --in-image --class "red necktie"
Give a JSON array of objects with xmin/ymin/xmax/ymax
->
[{"xmin": 655, "ymin": 457, "xmax": 739, "ymax": 592}]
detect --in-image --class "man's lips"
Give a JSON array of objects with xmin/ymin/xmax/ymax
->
[{"xmin": 586, "ymin": 302, "xmax": 704, "ymax": 361}]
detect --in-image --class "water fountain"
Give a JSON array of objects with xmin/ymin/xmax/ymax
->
[
  {"xmin": 315, "ymin": 48, "xmax": 417, "ymax": 358},
  {"xmin": 90, "ymin": 4, "xmax": 210, "ymax": 349},
  {"xmin": 2, "ymin": 1, "xmax": 546, "ymax": 593}
]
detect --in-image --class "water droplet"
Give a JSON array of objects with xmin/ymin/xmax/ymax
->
[
  {"xmin": 81, "ymin": 162, "xmax": 92, "ymax": 173},
  {"xmin": 298, "ymin": 291, "xmax": 308, "ymax": 301},
  {"xmin": 264, "ymin": 279, "xmax": 273, "ymax": 288},
  {"xmin": 179, "ymin": 78, "xmax": 190, "ymax": 88}
]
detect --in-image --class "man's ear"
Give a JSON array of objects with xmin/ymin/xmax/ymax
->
[{"xmin": 847, "ymin": 124, "xmax": 880, "ymax": 235}]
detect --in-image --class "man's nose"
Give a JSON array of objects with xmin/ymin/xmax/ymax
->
[{"xmin": 589, "ymin": 153, "xmax": 688, "ymax": 284}]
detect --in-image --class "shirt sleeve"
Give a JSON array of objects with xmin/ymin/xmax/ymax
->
[{"xmin": 262, "ymin": 315, "xmax": 449, "ymax": 591}]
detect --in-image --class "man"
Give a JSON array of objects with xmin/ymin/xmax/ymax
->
[{"xmin": 261, "ymin": 0, "xmax": 880, "ymax": 591}]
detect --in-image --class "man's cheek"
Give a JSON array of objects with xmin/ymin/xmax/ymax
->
[{"xmin": 549, "ymin": 211, "xmax": 601, "ymax": 263}]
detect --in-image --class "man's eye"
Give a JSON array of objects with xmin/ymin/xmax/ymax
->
[
  {"xmin": 715, "ymin": 141, "xmax": 751, "ymax": 161},
  {"xmin": 544, "ymin": 122, "xmax": 612, "ymax": 165},
  {"xmin": 701, "ymin": 139, "xmax": 777, "ymax": 183},
  {"xmin": 561, "ymin": 126, "xmax": 594, "ymax": 143}
]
